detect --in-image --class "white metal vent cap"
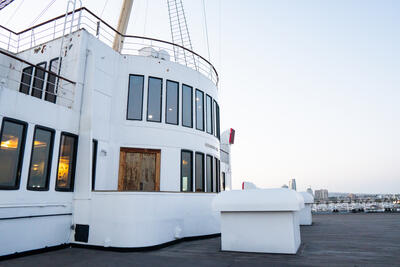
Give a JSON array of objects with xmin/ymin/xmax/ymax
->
[{"xmin": 213, "ymin": 188, "xmax": 305, "ymax": 212}]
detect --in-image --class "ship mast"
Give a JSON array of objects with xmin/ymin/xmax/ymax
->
[{"xmin": 112, "ymin": 0, "xmax": 134, "ymax": 52}]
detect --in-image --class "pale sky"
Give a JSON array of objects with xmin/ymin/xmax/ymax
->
[{"xmin": 1, "ymin": 0, "xmax": 399, "ymax": 194}]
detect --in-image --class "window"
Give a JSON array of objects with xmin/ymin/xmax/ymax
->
[
  {"xmin": 195, "ymin": 89, "xmax": 204, "ymax": 131},
  {"xmin": 206, "ymin": 155, "xmax": 213, "ymax": 192},
  {"xmin": 127, "ymin": 74, "xmax": 144, "ymax": 120},
  {"xmin": 20, "ymin": 66, "xmax": 33, "ymax": 95},
  {"xmin": 92, "ymin": 139, "xmax": 98, "ymax": 191},
  {"xmin": 195, "ymin": 152, "xmax": 204, "ymax": 192},
  {"xmin": 166, "ymin": 80, "xmax": 179, "ymax": 125},
  {"xmin": 182, "ymin": 84, "xmax": 193, "ymax": 128},
  {"xmin": 55, "ymin": 132, "xmax": 78, "ymax": 191},
  {"xmin": 222, "ymin": 172, "xmax": 226, "ymax": 191},
  {"xmin": 27, "ymin": 126, "xmax": 54, "ymax": 191},
  {"xmin": 215, "ymin": 157, "xmax": 220, "ymax": 192},
  {"xmin": 206, "ymin": 95, "xmax": 213, "ymax": 134},
  {"xmin": 147, "ymin": 77, "xmax": 162, "ymax": 122},
  {"xmin": 0, "ymin": 118, "xmax": 27, "ymax": 190},
  {"xmin": 45, "ymin": 58, "xmax": 60, "ymax": 103},
  {"xmin": 181, "ymin": 150, "xmax": 193, "ymax": 192},
  {"xmin": 214, "ymin": 100, "xmax": 220, "ymax": 139},
  {"xmin": 31, "ymin": 62, "xmax": 47, "ymax": 99}
]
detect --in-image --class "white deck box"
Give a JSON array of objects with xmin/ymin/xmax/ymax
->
[
  {"xmin": 213, "ymin": 189, "xmax": 304, "ymax": 254},
  {"xmin": 298, "ymin": 192, "xmax": 314, "ymax": 226}
]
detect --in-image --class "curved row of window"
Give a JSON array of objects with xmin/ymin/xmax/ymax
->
[
  {"xmin": 0, "ymin": 117, "xmax": 78, "ymax": 191},
  {"xmin": 181, "ymin": 150, "xmax": 225, "ymax": 193},
  {"xmin": 127, "ymin": 75, "xmax": 220, "ymax": 139}
]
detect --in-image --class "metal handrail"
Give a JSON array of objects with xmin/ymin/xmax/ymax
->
[{"xmin": 0, "ymin": 7, "xmax": 219, "ymax": 86}]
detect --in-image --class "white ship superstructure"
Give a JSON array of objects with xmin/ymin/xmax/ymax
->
[{"xmin": 0, "ymin": 2, "xmax": 232, "ymax": 256}]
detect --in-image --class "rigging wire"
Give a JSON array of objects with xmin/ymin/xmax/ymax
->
[
  {"xmin": 100, "ymin": 0, "xmax": 109, "ymax": 18},
  {"xmin": 29, "ymin": 0, "xmax": 57, "ymax": 27},
  {"xmin": 202, "ymin": 0, "xmax": 211, "ymax": 62},
  {"xmin": 5, "ymin": 0, "xmax": 25, "ymax": 24}
]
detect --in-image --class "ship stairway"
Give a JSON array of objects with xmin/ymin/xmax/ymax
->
[{"xmin": 166, "ymin": 0, "xmax": 197, "ymax": 70}]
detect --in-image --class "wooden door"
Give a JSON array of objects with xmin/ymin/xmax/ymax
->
[{"xmin": 118, "ymin": 148, "xmax": 160, "ymax": 191}]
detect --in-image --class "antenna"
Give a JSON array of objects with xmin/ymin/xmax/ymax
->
[{"xmin": 167, "ymin": 0, "xmax": 197, "ymax": 69}]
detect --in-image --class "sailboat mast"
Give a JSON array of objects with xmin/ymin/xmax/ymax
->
[{"xmin": 112, "ymin": 0, "xmax": 134, "ymax": 52}]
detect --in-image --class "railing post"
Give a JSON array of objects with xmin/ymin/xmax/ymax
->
[
  {"xmin": 17, "ymin": 35, "xmax": 20, "ymax": 53},
  {"xmin": 7, "ymin": 31, "xmax": 11, "ymax": 51},
  {"xmin": 53, "ymin": 20, "xmax": 57, "ymax": 39},
  {"xmin": 77, "ymin": 8, "xmax": 82, "ymax": 30}
]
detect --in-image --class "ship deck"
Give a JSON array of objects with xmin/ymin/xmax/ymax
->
[{"xmin": 1, "ymin": 213, "xmax": 400, "ymax": 266}]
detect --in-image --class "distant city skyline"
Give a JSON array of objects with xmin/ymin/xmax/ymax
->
[{"xmin": 1, "ymin": 0, "xmax": 398, "ymax": 193}]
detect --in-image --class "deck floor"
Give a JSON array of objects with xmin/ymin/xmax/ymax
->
[{"xmin": 1, "ymin": 213, "xmax": 400, "ymax": 266}]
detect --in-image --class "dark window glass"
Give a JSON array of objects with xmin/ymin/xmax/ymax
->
[
  {"xmin": 127, "ymin": 74, "xmax": 144, "ymax": 120},
  {"xmin": 147, "ymin": 77, "xmax": 162, "ymax": 122},
  {"xmin": 45, "ymin": 58, "xmax": 60, "ymax": 103},
  {"xmin": 206, "ymin": 155, "xmax": 213, "ymax": 192},
  {"xmin": 166, "ymin": 80, "xmax": 179, "ymax": 125},
  {"xmin": 195, "ymin": 152, "xmax": 204, "ymax": 192},
  {"xmin": 215, "ymin": 157, "xmax": 220, "ymax": 192},
  {"xmin": 182, "ymin": 84, "xmax": 193, "ymax": 128},
  {"xmin": 56, "ymin": 133, "xmax": 78, "ymax": 191},
  {"xmin": 0, "ymin": 119, "xmax": 27, "ymax": 189},
  {"xmin": 27, "ymin": 127, "xmax": 54, "ymax": 190},
  {"xmin": 215, "ymin": 101, "xmax": 220, "ymax": 139},
  {"xmin": 31, "ymin": 62, "xmax": 47, "ymax": 99},
  {"xmin": 195, "ymin": 90, "xmax": 204, "ymax": 131},
  {"xmin": 92, "ymin": 139, "xmax": 98, "ymax": 191},
  {"xmin": 206, "ymin": 95, "xmax": 213, "ymax": 134},
  {"xmin": 222, "ymin": 172, "xmax": 226, "ymax": 191},
  {"xmin": 181, "ymin": 150, "xmax": 193, "ymax": 192},
  {"xmin": 20, "ymin": 66, "xmax": 33, "ymax": 95}
]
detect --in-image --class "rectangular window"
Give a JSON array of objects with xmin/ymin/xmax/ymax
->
[
  {"xmin": 147, "ymin": 77, "xmax": 162, "ymax": 122},
  {"xmin": 0, "ymin": 118, "xmax": 27, "ymax": 190},
  {"xmin": 222, "ymin": 172, "xmax": 226, "ymax": 191},
  {"xmin": 92, "ymin": 139, "xmax": 98, "ymax": 191},
  {"xmin": 45, "ymin": 58, "xmax": 60, "ymax": 103},
  {"xmin": 31, "ymin": 62, "xmax": 47, "ymax": 99},
  {"xmin": 215, "ymin": 101, "xmax": 220, "ymax": 139},
  {"xmin": 27, "ymin": 126, "xmax": 54, "ymax": 191},
  {"xmin": 55, "ymin": 132, "xmax": 78, "ymax": 191},
  {"xmin": 195, "ymin": 89, "xmax": 204, "ymax": 131},
  {"xmin": 181, "ymin": 150, "xmax": 193, "ymax": 192},
  {"xmin": 166, "ymin": 80, "xmax": 179, "ymax": 125},
  {"xmin": 215, "ymin": 157, "xmax": 220, "ymax": 192},
  {"xmin": 206, "ymin": 155, "xmax": 213, "ymax": 192},
  {"xmin": 20, "ymin": 66, "xmax": 33, "ymax": 95},
  {"xmin": 182, "ymin": 84, "xmax": 193, "ymax": 128},
  {"xmin": 206, "ymin": 95, "xmax": 213, "ymax": 134},
  {"xmin": 127, "ymin": 74, "xmax": 144, "ymax": 120},
  {"xmin": 195, "ymin": 152, "xmax": 204, "ymax": 192}
]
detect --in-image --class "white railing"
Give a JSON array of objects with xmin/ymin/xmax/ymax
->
[{"xmin": 0, "ymin": 7, "xmax": 219, "ymax": 86}]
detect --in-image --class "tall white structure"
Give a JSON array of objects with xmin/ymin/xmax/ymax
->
[{"xmin": 289, "ymin": 178, "xmax": 297, "ymax": 191}]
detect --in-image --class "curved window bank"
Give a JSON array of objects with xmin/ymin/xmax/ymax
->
[{"xmin": 0, "ymin": 28, "xmax": 224, "ymax": 255}]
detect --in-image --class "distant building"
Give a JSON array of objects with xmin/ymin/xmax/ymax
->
[
  {"xmin": 315, "ymin": 189, "xmax": 329, "ymax": 200},
  {"xmin": 282, "ymin": 184, "xmax": 289, "ymax": 188},
  {"xmin": 306, "ymin": 187, "xmax": 314, "ymax": 197},
  {"xmin": 289, "ymin": 179, "xmax": 297, "ymax": 191}
]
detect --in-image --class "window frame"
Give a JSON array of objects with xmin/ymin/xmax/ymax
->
[
  {"xmin": 165, "ymin": 80, "xmax": 179, "ymax": 125},
  {"xmin": 195, "ymin": 89, "xmax": 205, "ymax": 131},
  {"xmin": 45, "ymin": 57, "xmax": 61, "ymax": 103},
  {"xmin": 126, "ymin": 74, "xmax": 145, "ymax": 121},
  {"xmin": 31, "ymin": 61, "xmax": 47, "ymax": 99},
  {"xmin": 92, "ymin": 139, "xmax": 98, "ymax": 191},
  {"xmin": 55, "ymin": 131, "xmax": 79, "ymax": 192},
  {"xmin": 214, "ymin": 100, "xmax": 220, "ymax": 139},
  {"xmin": 215, "ymin": 157, "xmax": 220, "ymax": 193},
  {"xmin": 206, "ymin": 94, "xmax": 214, "ymax": 135},
  {"xmin": 206, "ymin": 154, "xmax": 213, "ymax": 193},
  {"xmin": 146, "ymin": 76, "xmax": 163, "ymax": 123},
  {"xmin": 19, "ymin": 66, "xmax": 34, "ymax": 95},
  {"xmin": 26, "ymin": 125, "xmax": 55, "ymax": 191},
  {"xmin": 0, "ymin": 117, "xmax": 28, "ymax": 190},
  {"xmin": 195, "ymin": 152, "xmax": 205, "ymax": 192},
  {"xmin": 180, "ymin": 149, "xmax": 193, "ymax": 192},
  {"xmin": 181, "ymin": 84, "xmax": 193, "ymax": 128}
]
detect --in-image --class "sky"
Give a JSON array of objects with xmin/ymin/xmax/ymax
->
[{"xmin": 1, "ymin": 0, "xmax": 399, "ymax": 194}]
